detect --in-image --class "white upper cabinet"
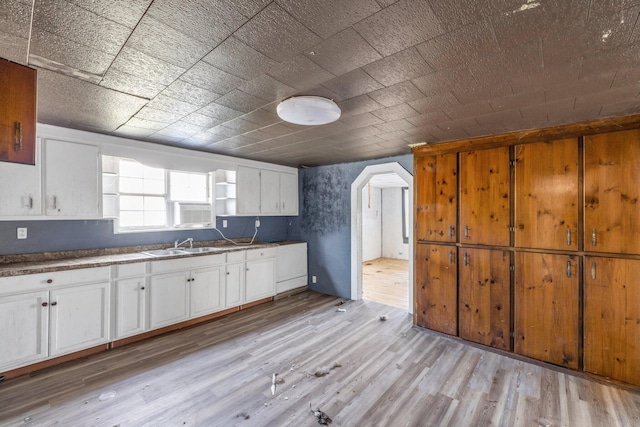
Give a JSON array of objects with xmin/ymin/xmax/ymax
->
[
  {"xmin": 44, "ymin": 139, "xmax": 100, "ymax": 218},
  {"xmin": 0, "ymin": 141, "xmax": 42, "ymax": 216},
  {"xmin": 235, "ymin": 166, "xmax": 298, "ymax": 216}
]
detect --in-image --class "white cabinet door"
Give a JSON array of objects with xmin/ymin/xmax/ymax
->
[
  {"xmin": 225, "ymin": 262, "xmax": 244, "ymax": 308},
  {"xmin": 260, "ymin": 169, "xmax": 280, "ymax": 214},
  {"xmin": 49, "ymin": 282, "xmax": 110, "ymax": 357},
  {"xmin": 115, "ymin": 277, "xmax": 147, "ymax": 339},
  {"xmin": 190, "ymin": 265, "xmax": 224, "ymax": 318},
  {"xmin": 0, "ymin": 291, "xmax": 48, "ymax": 371},
  {"xmin": 149, "ymin": 271, "xmax": 190, "ymax": 329},
  {"xmin": 44, "ymin": 139, "xmax": 100, "ymax": 217},
  {"xmin": 245, "ymin": 258, "xmax": 275, "ymax": 303},
  {"xmin": 0, "ymin": 144, "xmax": 41, "ymax": 216},
  {"xmin": 276, "ymin": 243, "xmax": 308, "ymax": 282},
  {"xmin": 236, "ymin": 166, "xmax": 261, "ymax": 215},
  {"xmin": 279, "ymin": 172, "xmax": 298, "ymax": 215}
]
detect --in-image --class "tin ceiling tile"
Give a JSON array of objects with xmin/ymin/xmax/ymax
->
[
  {"xmin": 126, "ymin": 16, "xmax": 211, "ymax": 69},
  {"xmin": 371, "ymin": 103, "xmax": 420, "ymax": 121},
  {"xmin": 416, "ymin": 19, "xmax": 500, "ymax": 71},
  {"xmin": 406, "ymin": 111, "xmax": 451, "ymax": 127},
  {"xmin": 112, "ymin": 125, "xmax": 157, "ymax": 138},
  {"xmin": 474, "ymin": 109, "xmax": 524, "ymax": 126},
  {"xmin": 65, "ymin": 0, "xmax": 151, "ymax": 28},
  {"xmin": 368, "ymin": 81, "xmax": 425, "ymax": 107},
  {"xmin": 278, "ymin": 0, "xmax": 381, "ymax": 39},
  {"xmin": 488, "ymin": 90, "xmax": 546, "ymax": 111},
  {"xmin": 203, "ymin": 37, "xmax": 279, "ymax": 80},
  {"xmin": 520, "ymin": 98, "xmax": 575, "ymax": 120},
  {"xmin": 153, "ymin": 121, "xmax": 204, "ymax": 139},
  {"xmin": 108, "ymin": 47, "xmax": 186, "ymax": 86},
  {"xmin": 222, "ymin": 117, "xmax": 263, "ymax": 133},
  {"xmin": 234, "ymin": 3, "xmax": 322, "ymax": 62},
  {"xmin": 266, "ymin": 54, "xmax": 335, "ymax": 91},
  {"xmin": 337, "ymin": 95, "xmax": 384, "ymax": 116},
  {"xmin": 412, "ymin": 66, "xmax": 475, "ymax": 97},
  {"xmin": 545, "ymin": 72, "xmax": 617, "ymax": 102},
  {"xmin": 375, "ymin": 118, "xmax": 414, "ymax": 133},
  {"xmin": 443, "ymin": 101, "xmax": 494, "ymax": 120},
  {"xmin": 339, "ymin": 112, "xmax": 385, "ymax": 129},
  {"xmin": 180, "ymin": 61, "xmax": 246, "ymax": 94},
  {"xmin": 181, "ymin": 113, "xmax": 222, "ymax": 128},
  {"xmin": 409, "ymin": 93, "xmax": 460, "ymax": 114},
  {"xmin": 146, "ymin": 94, "xmax": 200, "ymax": 116},
  {"xmin": 321, "ymin": 68, "xmax": 384, "ymax": 99},
  {"xmin": 239, "ymin": 75, "xmax": 297, "ymax": 102},
  {"xmin": 353, "ymin": 0, "xmax": 444, "ymax": 56},
  {"xmin": 0, "ymin": 32, "xmax": 29, "ymax": 64},
  {"xmin": 33, "ymin": 0, "xmax": 131, "ymax": 56},
  {"xmin": 242, "ymin": 109, "xmax": 281, "ymax": 126},
  {"xmin": 305, "ymin": 29, "xmax": 382, "ymax": 75},
  {"xmin": 37, "ymin": 68, "xmax": 148, "ymax": 131},
  {"xmin": 147, "ymin": 0, "xmax": 247, "ymax": 46},
  {"xmin": 259, "ymin": 123, "xmax": 305, "ymax": 137},
  {"xmin": 163, "ymin": 80, "xmax": 221, "ymax": 107},
  {"xmin": 215, "ymin": 89, "xmax": 268, "ymax": 113},
  {"xmin": 123, "ymin": 117, "xmax": 168, "ymax": 131},
  {"xmin": 134, "ymin": 107, "xmax": 184, "ymax": 124},
  {"xmin": 362, "ymin": 47, "xmax": 433, "ymax": 87},
  {"xmin": 1, "ymin": 0, "xmax": 32, "ymax": 38}
]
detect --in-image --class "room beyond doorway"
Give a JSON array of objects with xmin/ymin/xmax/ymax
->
[{"xmin": 362, "ymin": 258, "xmax": 409, "ymax": 310}]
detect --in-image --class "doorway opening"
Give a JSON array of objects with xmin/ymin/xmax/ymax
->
[{"xmin": 351, "ymin": 163, "xmax": 413, "ymax": 313}]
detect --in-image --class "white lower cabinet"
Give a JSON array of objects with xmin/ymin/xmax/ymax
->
[
  {"xmin": 245, "ymin": 248, "xmax": 276, "ymax": 303},
  {"xmin": 149, "ymin": 271, "xmax": 190, "ymax": 330},
  {"xmin": 225, "ymin": 251, "xmax": 245, "ymax": 308},
  {"xmin": 190, "ymin": 265, "xmax": 224, "ymax": 318},
  {"xmin": 115, "ymin": 277, "xmax": 147, "ymax": 338},
  {"xmin": 0, "ymin": 291, "xmax": 49, "ymax": 370},
  {"xmin": 276, "ymin": 243, "xmax": 308, "ymax": 293},
  {"xmin": 49, "ymin": 282, "xmax": 110, "ymax": 357}
]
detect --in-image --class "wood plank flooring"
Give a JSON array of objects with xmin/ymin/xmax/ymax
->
[
  {"xmin": 1, "ymin": 291, "xmax": 639, "ymax": 426},
  {"xmin": 362, "ymin": 258, "xmax": 409, "ymax": 310}
]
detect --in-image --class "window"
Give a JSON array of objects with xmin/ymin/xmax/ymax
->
[
  {"xmin": 402, "ymin": 187, "xmax": 409, "ymax": 244},
  {"xmin": 102, "ymin": 156, "xmax": 213, "ymax": 232}
]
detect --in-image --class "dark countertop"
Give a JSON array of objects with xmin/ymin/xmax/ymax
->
[{"xmin": 0, "ymin": 240, "xmax": 306, "ymax": 277}]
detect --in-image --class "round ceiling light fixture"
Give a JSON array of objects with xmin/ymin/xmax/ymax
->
[{"xmin": 276, "ymin": 96, "xmax": 341, "ymax": 126}]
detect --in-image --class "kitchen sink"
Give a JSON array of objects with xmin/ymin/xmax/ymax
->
[
  {"xmin": 180, "ymin": 247, "xmax": 227, "ymax": 253},
  {"xmin": 141, "ymin": 249, "xmax": 188, "ymax": 257}
]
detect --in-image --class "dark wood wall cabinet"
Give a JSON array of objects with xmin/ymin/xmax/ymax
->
[
  {"xmin": 0, "ymin": 58, "xmax": 36, "ymax": 165},
  {"xmin": 413, "ymin": 114, "xmax": 640, "ymax": 387}
]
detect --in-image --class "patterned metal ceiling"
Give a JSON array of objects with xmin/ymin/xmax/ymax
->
[{"xmin": 2, "ymin": 0, "xmax": 639, "ymax": 166}]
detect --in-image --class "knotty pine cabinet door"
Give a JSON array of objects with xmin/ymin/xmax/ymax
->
[
  {"xmin": 415, "ymin": 154, "xmax": 457, "ymax": 242},
  {"xmin": 584, "ymin": 130, "xmax": 640, "ymax": 255},
  {"xmin": 584, "ymin": 256, "xmax": 640, "ymax": 385},
  {"xmin": 415, "ymin": 243, "xmax": 457, "ymax": 335},
  {"xmin": 458, "ymin": 248, "xmax": 511, "ymax": 351},
  {"xmin": 514, "ymin": 139, "xmax": 578, "ymax": 250},
  {"xmin": 459, "ymin": 147, "xmax": 510, "ymax": 246},
  {"xmin": 515, "ymin": 252, "xmax": 579, "ymax": 369}
]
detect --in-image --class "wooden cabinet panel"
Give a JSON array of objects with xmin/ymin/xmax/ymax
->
[
  {"xmin": 0, "ymin": 58, "xmax": 36, "ymax": 165},
  {"xmin": 515, "ymin": 252, "xmax": 579, "ymax": 369},
  {"xmin": 458, "ymin": 248, "xmax": 511, "ymax": 350},
  {"xmin": 460, "ymin": 147, "xmax": 510, "ymax": 246},
  {"xmin": 584, "ymin": 257, "xmax": 640, "ymax": 385},
  {"xmin": 415, "ymin": 154, "xmax": 457, "ymax": 242},
  {"xmin": 585, "ymin": 130, "xmax": 640, "ymax": 254},
  {"xmin": 515, "ymin": 138, "xmax": 578, "ymax": 250},
  {"xmin": 415, "ymin": 243, "xmax": 457, "ymax": 335}
]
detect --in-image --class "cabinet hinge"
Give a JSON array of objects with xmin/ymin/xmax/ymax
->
[
  {"xmin": 509, "ymin": 265, "xmax": 515, "ymax": 272},
  {"xmin": 510, "ymin": 160, "xmax": 517, "ymax": 167}
]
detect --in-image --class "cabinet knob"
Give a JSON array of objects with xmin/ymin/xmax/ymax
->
[
  {"xmin": 226, "ymin": 272, "xmax": 230, "ymax": 275},
  {"xmin": 14, "ymin": 121, "xmax": 23, "ymax": 152},
  {"xmin": 41, "ymin": 302, "xmax": 48, "ymax": 307},
  {"xmin": 566, "ymin": 228, "xmax": 572, "ymax": 246},
  {"xmin": 464, "ymin": 226, "xmax": 469, "ymax": 239},
  {"xmin": 591, "ymin": 229, "xmax": 597, "ymax": 246},
  {"xmin": 140, "ymin": 287, "xmax": 145, "ymax": 290},
  {"xmin": 51, "ymin": 301, "xmax": 58, "ymax": 306},
  {"xmin": 46, "ymin": 279, "xmax": 53, "ymax": 284}
]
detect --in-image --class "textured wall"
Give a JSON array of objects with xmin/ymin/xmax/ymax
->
[
  {"xmin": 382, "ymin": 188, "xmax": 409, "ymax": 260},
  {"xmin": 362, "ymin": 185, "xmax": 382, "ymax": 262},
  {"xmin": 298, "ymin": 154, "xmax": 412, "ymax": 298},
  {"xmin": 0, "ymin": 216, "xmax": 298, "ymax": 255}
]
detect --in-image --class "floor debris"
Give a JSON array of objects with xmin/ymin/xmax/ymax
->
[
  {"xmin": 271, "ymin": 373, "xmax": 284, "ymax": 395},
  {"xmin": 337, "ymin": 308, "xmax": 346, "ymax": 312},
  {"xmin": 98, "ymin": 391, "xmax": 116, "ymax": 401},
  {"xmin": 237, "ymin": 413, "xmax": 250, "ymax": 420},
  {"xmin": 379, "ymin": 315, "xmax": 388, "ymax": 321},
  {"xmin": 310, "ymin": 403, "xmax": 332, "ymax": 425},
  {"xmin": 313, "ymin": 361, "xmax": 342, "ymax": 377},
  {"xmin": 335, "ymin": 300, "xmax": 345, "ymax": 306}
]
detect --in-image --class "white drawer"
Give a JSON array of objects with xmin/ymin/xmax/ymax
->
[
  {"xmin": 246, "ymin": 247, "xmax": 276, "ymax": 261},
  {"xmin": 226, "ymin": 250, "xmax": 245, "ymax": 263},
  {"xmin": 69, "ymin": 266, "xmax": 110, "ymax": 284},
  {"xmin": 150, "ymin": 253, "xmax": 226, "ymax": 274},
  {"xmin": 0, "ymin": 266, "xmax": 110, "ymax": 295},
  {"xmin": 116, "ymin": 262, "xmax": 147, "ymax": 278}
]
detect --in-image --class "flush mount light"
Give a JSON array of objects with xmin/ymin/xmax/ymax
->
[{"xmin": 277, "ymin": 96, "xmax": 341, "ymax": 126}]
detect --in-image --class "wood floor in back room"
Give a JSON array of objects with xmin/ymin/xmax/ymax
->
[
  {"xmin": 362, "ymin": 258, "xmax": 409, "ymax": 311},
  {"xmin": 1, "ymin": 291, "xmax": 639, "ymax": 426}
]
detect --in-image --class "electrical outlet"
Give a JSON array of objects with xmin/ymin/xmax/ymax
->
[
  {"xmin": 312, "ymin": 275, "xmax": 317, "ymax": 283},
  {"xmin": 222, "ymin": 220, "xmax": 227, "ymax": 228},
  {"xmin": 255, "ymin": 219, "xmax": 260, "ymax": 228},
  {"xmin": 17, "ymin": 228, "xmax": 27, "ymax": 239}
]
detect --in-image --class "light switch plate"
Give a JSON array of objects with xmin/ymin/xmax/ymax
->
[
  {"xmin": 17, "ymin": 227, "xmax": 27, "ymax": 239},
  {"xmin": 222, "ymin": 220, "xmax": 227, "ymax": 228}
]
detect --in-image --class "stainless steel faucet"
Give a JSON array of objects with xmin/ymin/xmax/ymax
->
[{"xmin": 174, "ymin": 238, "xmax": 193, "ymax": 249}]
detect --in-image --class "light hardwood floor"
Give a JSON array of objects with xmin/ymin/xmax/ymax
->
[
  {"xmin": 362, "ymin": 258, "xmax": 409, "ymax": 311},
  {"xmin": 1, "ymin": 291, "xmax": 639, "ymax": 426}
]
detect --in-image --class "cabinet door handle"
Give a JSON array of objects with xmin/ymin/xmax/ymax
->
[
  {"xmin": 591, "ymin": 262, "xmax": 597, "ymax": 280},
  {"xmin": 566, "ymin": 261, "xmax": 572, "ymax": 278},
  {"xmin": 14, "ymin": 121, "xmax": 23, "ymax": 152},
  {"xmin": 448, "ymin": 225, "xmax": 454, "ymax": 238},
  {"xmin": 41, "ymin": 302, "xmax": 48, "ymax": 307},
  {"xmin": 464, "ymin": 226, "xmax": 469, "ymax": 239},
  {"xmin": 463, "ymin": 252, "xmax": 468, "ymax": 266},
  {"xmin": 140, "ymin": 287, "xmax": 145, "ymax": 290},
  {"xmin": 591, "ymin": 229, "xmax": 597, "ymax": 246},
  {"xmin": 51, "ymin": 301, "xmax": 57, "ymax": 306},
  {"xmin": 51, "ymin": 196, "xmax": 57, "ymax": 209},
  {"xmin": 566, "ymin": 228, "xmax": 572, "ymax": 246},
  {"xmin": 449, "ymin": 250, "xmax": 454, "ymax": 264},
  {"xmin": 46, "ymin": 279, "xmax": 53, "ymax": 284}
]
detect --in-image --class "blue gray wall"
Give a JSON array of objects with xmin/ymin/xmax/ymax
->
[
  {"xmin": 0, "ymin": 216, "xmax": 299, "ymax": 255},
  {"xmin": 298, "ymin": 154, "xmax": 413, "ymax": 298}
]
